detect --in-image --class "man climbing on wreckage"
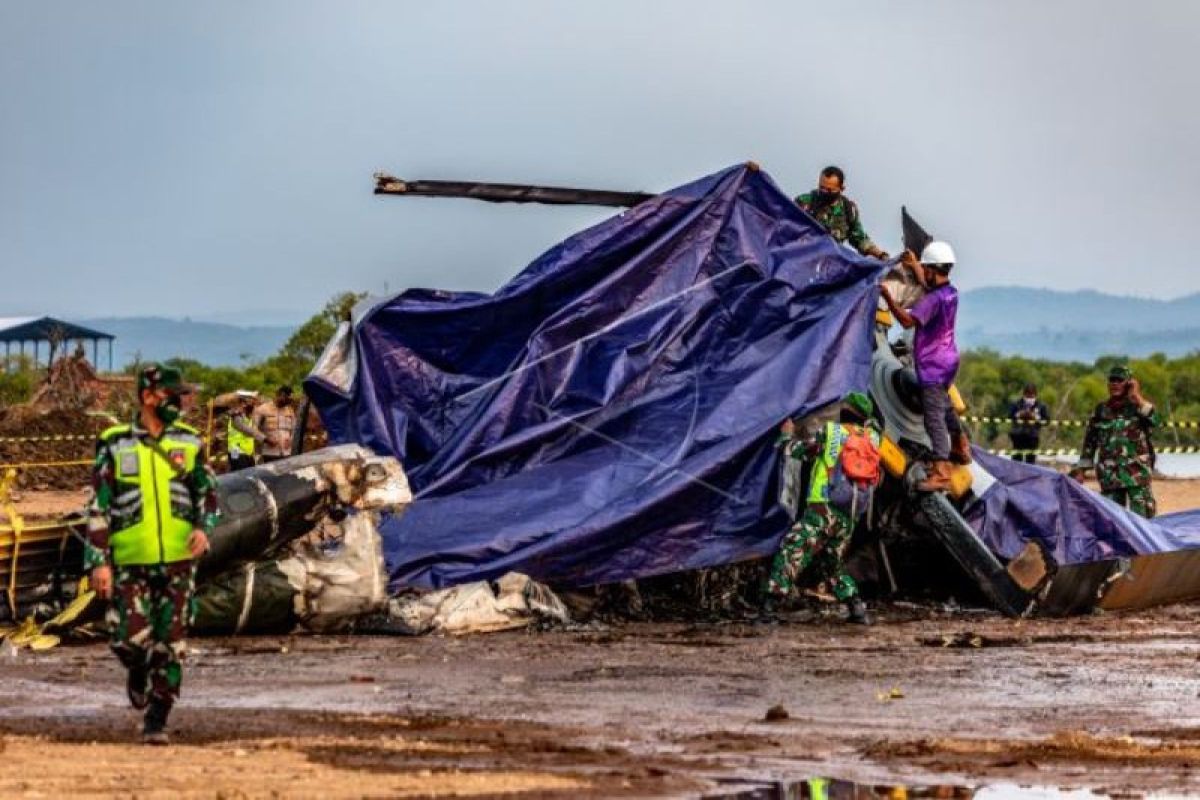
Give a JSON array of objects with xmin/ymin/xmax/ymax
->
[
  {"xmin": 84, "ymin": 363, "xmax": 219, "ymax": 744},
  {"xmin": 795, "ymin": 165, "xmax": 889, "ymax": 260},
  {"xmin": 1070, "ymin": 364, "xmax": 1161, "ymax": 518},
  {"xmin": 879, "ymin": 242, "xmax": 971, "ymax": 490},
  {"xmin": 765, "ymin": 392, "xmax": 883, "ymax": 625}
]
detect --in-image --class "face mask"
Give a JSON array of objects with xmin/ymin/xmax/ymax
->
[
  {"xmin": 155, "ymin": 393, "xmax": 182, "ymax": 424},
  {"xmin": 1022, "ymin": 397, "xmax": 1036, "ymax": 407}
]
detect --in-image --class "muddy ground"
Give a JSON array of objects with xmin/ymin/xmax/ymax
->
[
  {"xmin": 1, "ymin": 482, "xmax": 1199, "ymax": 797},
  {"xmin": 4, "ymin": 609, "xmax": 1200, "ymax": 797}
]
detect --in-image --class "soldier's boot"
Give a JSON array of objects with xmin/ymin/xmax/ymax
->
[
  {"xmin": 949, "ymin": 432, "xmax": 972, "ymax": 465},
  {"xmin": 916, "ymin": 461, "xmax": 953, "ymax": 493},
  {"xmin": 126, "ymin": 664, "xmax": 149, "ymax": 711},
  {"xmin": 845, "ymin": 597, "xmax": 872, "ymax": 625},
  {"xmin": 142, "ymin": 700, "xmax": 171, "ymax": 746}
]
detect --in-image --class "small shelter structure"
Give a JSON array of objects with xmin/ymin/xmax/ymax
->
[{"xmin": 0, "ymin": 317, "xmax": 115, "ymax": 371}]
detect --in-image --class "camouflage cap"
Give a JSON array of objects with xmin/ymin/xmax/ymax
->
[
  {"xmin": 137, "ymin": 363, "xmax": 190, "ymax": 394},
  {"xmin": 1107, "ymin": 365, "xmax": 1133, "ymax": 382},
  {"xmin": 843, "ymin": 391, "xmax": 874, "ymax": 419}
]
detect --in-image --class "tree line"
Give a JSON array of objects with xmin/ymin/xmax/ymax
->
[{"xmin": 957, "ymin": 349, "xmax": 1200, "ymax": 450}]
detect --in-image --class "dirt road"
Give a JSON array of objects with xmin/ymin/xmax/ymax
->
[{"xmin": 2, "ymin": 604, "xmax": 1200, "ymax": 797}]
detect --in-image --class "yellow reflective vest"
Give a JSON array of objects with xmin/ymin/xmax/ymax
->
[
  {"xmin": 101, "ymin": 422, "xmax": 203, "ymax": 566},
  {"xmin": 807, "ymin": 421, "xmax": 882, "ymax": 504},
  {"xmin": 226, "ymin": 415, "xmax": 256, "ymax": 457}
]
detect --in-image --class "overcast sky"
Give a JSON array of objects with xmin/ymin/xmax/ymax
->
[{"xmin": 3, "ymin": 1, "xmax": 1198, "ymax": 320}]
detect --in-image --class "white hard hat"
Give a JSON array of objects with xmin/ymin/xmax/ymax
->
[{"xmin": 920, "ymin": 240, "xmax": 956, "ymax": 267}]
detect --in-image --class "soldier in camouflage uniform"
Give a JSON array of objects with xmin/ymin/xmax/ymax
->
[
  {"xmin": 84, "ymin": 364, "xmax": 219, "ymax": 744},
  {"xmin": 1070, "ymin": 365, "xmax": 1160, "ymax": 518},
  {"xmin": 766, "ymin": 392, "xmax": 881, "ymax": 624},
  {"xmin": 795, "ymin": 165, "xmax": 889, "ymax": 260}
]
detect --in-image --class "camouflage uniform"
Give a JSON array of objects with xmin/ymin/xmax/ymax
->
[
  {"xmin": 766, "ymin": 503, "xmax": 858, "ymax": 601},
  {"xmin": 107, "ymin": 561, "xmax": 197, "ymax": 704},
  {"xmin": 1078, "ymin": 399, "xmax": 1160, "ymax": 518},
  {"xmin": 795, "ymin": 192, "xmax": 880, "ymax": 256},
  {"xmin": 83, "ymin": 418, "xmax": 220, "ymax": 711},
  {"xmin": 766, "ymin": 420, "xmax": 877, "ymax": 602}
]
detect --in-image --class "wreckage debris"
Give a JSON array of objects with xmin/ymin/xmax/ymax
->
[
  {"xmin": 2, "ymin": 444, "xmax": 413, "ymax": 635},
  {"xmin": 369, "ymin": 573, "xmax": 571, "ymax": 636}
]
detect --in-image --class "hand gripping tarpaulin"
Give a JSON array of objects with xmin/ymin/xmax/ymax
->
[{"xmin": 306, "ymin": 164, "xmax": 885, "ymax": 590}]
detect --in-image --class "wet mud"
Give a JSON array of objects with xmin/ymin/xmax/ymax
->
[{"xmin": 2, "ymin": 602, "xmax": 1200, "ymax": 796}]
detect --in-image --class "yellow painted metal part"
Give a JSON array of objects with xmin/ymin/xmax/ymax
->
[
  {"xmin": 46, "ymin": 590, "xmax": 96, "ymax": 629},
  {"xmin": 1, "ymin": 467, "xmax": 83, "ymax": 624},
  {"xmin": 879, "ymin": 436, "xmax": 907, "ymax": 478},
  {"xmin": 948, "ymin": 384, "xmax": 967, "ymax": 415},
  {"xmin": 948, "ymin": 464, "xmax": 974, "ymax": 499}
]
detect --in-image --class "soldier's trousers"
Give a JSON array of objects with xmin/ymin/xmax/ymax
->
[
  {"xmin": 107, "ymin": 561, "xmax": 196, "ymax": 708},
  {"xmin": 766, "ymin": 504, "xmax": 858, "ymax": 602},
  {"xmin": 1102, "ymin": 485, "xmax": 1157, "ymax": 519}
]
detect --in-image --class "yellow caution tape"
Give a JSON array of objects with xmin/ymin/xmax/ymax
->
[
  {"xmin": 967, "ymin": 416, "xmax": 1200, "ymax": 429},
  {"xmin": 989, "ymin": 446, "xmax": 1200, "ymax": 457},
  {"xmin": 0, "ymin": 433, "xmax": 96, "ymax": 444},
  {"xmin": 0, "ymin": 459, "xmax": 91, "ymax": 470}
]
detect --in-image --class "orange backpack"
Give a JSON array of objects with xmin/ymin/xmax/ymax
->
[{"xmin": 839, "ymin": 426, "xmax": 881, "ymax": 488}]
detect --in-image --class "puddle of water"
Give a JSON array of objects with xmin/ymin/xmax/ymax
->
[{"xmin": 702, "ymin": 777, "xmax": 1108, "ymax": 799}]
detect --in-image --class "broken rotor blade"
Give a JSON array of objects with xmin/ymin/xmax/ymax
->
[{"xmin": 373, "ymin": 175, "xmax": 655, "ymax": 208}]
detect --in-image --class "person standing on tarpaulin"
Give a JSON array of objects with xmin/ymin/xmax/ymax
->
[{"xmin": 795, "ymin": 166, "xmax": 889, "ymax": 260}]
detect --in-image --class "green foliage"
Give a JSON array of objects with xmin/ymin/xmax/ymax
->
[
  {"xmin": 955, "ymin": 349, "xmax": 1200, "ymax": 449},
  {"xmin": 0, "ymin": 355, "xmax": 39, "ymax": 406}
]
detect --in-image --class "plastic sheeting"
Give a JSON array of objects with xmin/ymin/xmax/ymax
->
[
  {"xmin": 308, "ymin": 164, "xmax": 886, "ymax": 590},
  {"xmin": 965, "ymin": 448, "xmax": 1200, "ymax": 565}
]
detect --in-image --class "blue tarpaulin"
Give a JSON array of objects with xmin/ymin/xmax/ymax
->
[
  {"xmin": 966, "ymin": 449, "xmax": 1200, "ymax": 563},
  {"xmin": 307, "ymin": 164, "xmax": 886, "ymax": 589}
]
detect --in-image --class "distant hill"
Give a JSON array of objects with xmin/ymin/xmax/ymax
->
[
  {"xmin": 79, "ymin": 317, "xmax": 295, "ymax": 369},
  {"xmin": 959, "ymin": 287, "xmax": 1200, "ymax": 335},
  {"xmin": 956, "ymin": 287, "xmax": 1200, "ymax": 361}
]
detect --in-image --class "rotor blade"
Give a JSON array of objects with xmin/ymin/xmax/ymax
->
[{"xmin": 374, "ymin": 175, "xmax": 654, "ymax": 208}]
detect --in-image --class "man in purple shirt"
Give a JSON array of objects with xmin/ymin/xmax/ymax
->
[{"xmin": 880, "ymin": 240, "xmax": 965, "ymax": 492}]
